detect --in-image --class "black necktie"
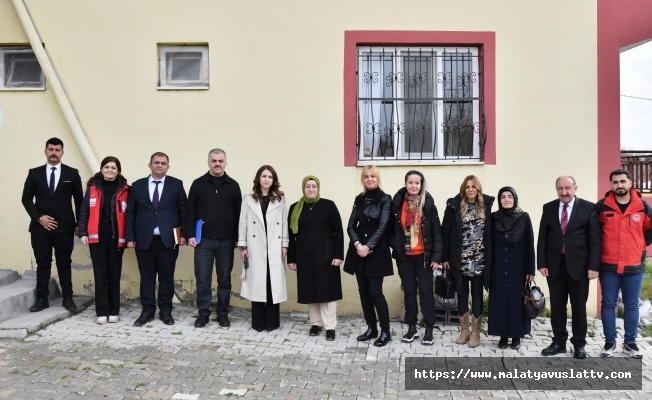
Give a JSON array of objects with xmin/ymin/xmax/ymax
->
[
  {"xmin": 153, "ymin": 181, "xmax": 161, "ymax": 209},
  {"xmin": 49, "ymin": 167, "xmax": 56, "ymax": 196}
]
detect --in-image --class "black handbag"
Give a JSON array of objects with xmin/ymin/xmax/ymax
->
[
  {"xmin": 434, "ymin": 269, "xmax": 456, "ymax": 299},
  {"xmin": 523, "ymin": 280, "xmax": 546, "ymax": 319}
]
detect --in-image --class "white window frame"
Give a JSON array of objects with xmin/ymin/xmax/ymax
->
[
  {"xmin": 0, "ymin": 47, "xmax": 45, "ymax": 91},
  {"xmin": 357, "ymin": 46, "xmax": 480, "ymax": 164},
  {"xmin": 158, "ymin": 45, "xmax": 209, "ymax": 90}
]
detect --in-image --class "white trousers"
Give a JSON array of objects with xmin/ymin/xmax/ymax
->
[{"xmin": 307, "ymin": 301, "xmax": 338, "ymax": 330}]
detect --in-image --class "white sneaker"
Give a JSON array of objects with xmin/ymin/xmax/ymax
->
[
  {"xmin": 108, "ymin": 315, "xmax": 119, "ymax": 323},
  {"xmin": 601, "ymin": 342, "xmax": 616, "ymax": 357},
  {"xmin": 96, "ymin": 316, "xmax": 108, "ymax": 325},
  {"xmin": 623, "ymin": 343, "xmax": 643, "ymax": 359}
]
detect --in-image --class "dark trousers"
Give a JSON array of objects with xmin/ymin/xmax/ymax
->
[
  {"xmin": 251, "ymin": 262, "xmax": 280, "ymax": 331},
  {"xmin": 547, "ymin": 256, "xmax": 589, "ymax": 346},
  {"xmin": 458, "ymin": 274, "xmax": 484, "ymax": 317},
  {"xmin": 30, "ymin": 232, "xmax": 74, "ymax": 299},
  {"xmin": 135, "ymin": 236, "xmax": 179, "ymax": 314},
  {"xmin": 89, "ymin": 240, "xmax": 124, "ymax": 317},
  {"xmin": 194, "ymin": 238, "xmax": 235, "ymax": 317},
  {"xmin": 356, "ymin": 273, "xmax": 390, "ymax": 331},
  {"xmin": 397, "ymin": 254, "xmax": 435, "ymax": 327}
]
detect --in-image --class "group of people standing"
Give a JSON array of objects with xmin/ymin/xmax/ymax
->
[{"xmin": 22, "ymin": 138, "xmax": 652, "ymax": 359}]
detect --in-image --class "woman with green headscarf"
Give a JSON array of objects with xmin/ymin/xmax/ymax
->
[{"xmin": 287, "ymin": 176, "xmax": 344, "ymax": 341}]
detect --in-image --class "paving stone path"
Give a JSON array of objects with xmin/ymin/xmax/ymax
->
[{"xmin": 0, "ymin": 302, "xmax": 649, "ymax": 399}]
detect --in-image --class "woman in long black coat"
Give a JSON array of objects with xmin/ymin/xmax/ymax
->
[
  {"xmin": 488, "ymin": 186, "xmax": 535, "ymax": 350},
  {"xmin": 287, "ymin": 176, "xmax": 344, "ymax": 341},
  {"xmin": 343, "ymin": 165, "xmax": 393, "ymax": 347}
]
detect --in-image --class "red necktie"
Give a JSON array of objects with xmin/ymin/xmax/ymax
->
[{"xmin": 561, "ymin": 204, "xmax": 568, "ymax": 254}]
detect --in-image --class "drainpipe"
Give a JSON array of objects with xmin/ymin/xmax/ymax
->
[{"xmin": 11, "ymin": 0, "xmax": 99, "ymax": 172}]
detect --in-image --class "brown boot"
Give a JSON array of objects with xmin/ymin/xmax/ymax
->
[
  {"xmin": 455, "ymin": 312, "xmax": 470, "ymax": 344},
  {"xmin": 468, "ymin": 314, "xmax": 482, "ymax": 348}
]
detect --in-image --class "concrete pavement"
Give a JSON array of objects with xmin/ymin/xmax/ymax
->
[{"xmin": 0, "ymin": 302, "xmax": 650, "ymax": 399}]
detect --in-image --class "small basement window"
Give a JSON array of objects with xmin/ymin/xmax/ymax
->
[
  {"xmin": 158, "ymin": 45, "xmax": 209, "ymax": 89},
  {"xmin": 0, "ymin": 47, "xmax": 45, "ymax": 90}
]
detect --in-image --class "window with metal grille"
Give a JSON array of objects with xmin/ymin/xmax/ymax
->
[
  {"xmin": 0, "ymin": 47, "xmax": 45, "ymax": 90},
  {"xmin": 158, "ymin": 45, "xmax": 209, "ymax": 89},
  {"xmin": 357, "ymin": 46, "xmax": 483, "ymax": 162}
]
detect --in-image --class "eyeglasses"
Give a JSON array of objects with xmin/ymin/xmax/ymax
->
[{"xmin": 152, "ymin": 161, "xmax": 168, "ymax": 166}]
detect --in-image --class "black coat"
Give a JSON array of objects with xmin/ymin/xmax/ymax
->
[
  {"xmin": 186, "ymin": 172, "xmax": 241, "ymax": 240},
  {"xmin": 343, "ymin": 191, "xmax": 394, "ymax": 277},
  {"xmin": 442, "ymin": 194, "xmax": 495, "ymax": 291},
  {"xmin": 390, "ymin": 188, "xmax": 443, "ymax": 263},
  {"xmin": 536, "ymin": 197, "xmax": 601, "ymax": 279},
  {"xmin": 487, "ymin": 213, "xmax": 535, "ymax": 338},
  {"xmin": 287, "ymin": 199, "xmax": 344, "ymax": 304},
  {"xmin": 22, "ymin": 164, "xmax": 83, "ymax": 234}
]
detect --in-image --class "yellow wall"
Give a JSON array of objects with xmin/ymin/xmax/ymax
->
[{"xmin": 0, "ymin": 0, "xmax": 600, "ymax": 316}]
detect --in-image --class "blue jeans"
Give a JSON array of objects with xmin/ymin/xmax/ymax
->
[
  {"xmin": 194, "ymin": 238, "xmax": 235, "ymax": 317},
  {"xmin": 600, "ymin": 271, "xmax": 644, "ymax": 344}
]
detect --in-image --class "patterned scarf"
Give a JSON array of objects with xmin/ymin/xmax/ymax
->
[{"xmin": 403, "ymin": 195, "xmax": 420, "ymax": 250}]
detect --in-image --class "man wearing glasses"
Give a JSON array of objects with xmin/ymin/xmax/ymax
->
[{"xmin": 126, "ymin": 152, "xmax": 187, "ymax": 326}]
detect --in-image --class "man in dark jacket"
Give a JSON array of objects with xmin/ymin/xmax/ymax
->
[
  {"xmin": 21, "ymin": 137, "xmax": 83, "ymax": 312},
  {"xmin": 186, "ymin": 149, "xmax": 242, "ymax": 328},
  {"xmin": 596, "ymin": 169, "xmax": 652, "ymax": 359},
  {"xmin": 126, "ymin": 152, "xmax": 187, "ymax": 326},
  {"xmin": 537, "ymin": 176, "xmax": 601, "ymax": 359}
]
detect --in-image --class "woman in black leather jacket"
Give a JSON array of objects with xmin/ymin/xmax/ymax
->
[
  {"xmin": 343, "ymin": 166, "xmax": 393, "ymax": 347},
  {"xmin": 391, "ymin": 170, "xmax": 443, "ymax": 346}
]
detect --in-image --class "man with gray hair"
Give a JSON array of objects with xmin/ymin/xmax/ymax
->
[
  {"xmin": 537, "ymin": 175, "xmax": 601, "ymax": 359},
  {"xmin": 186, "ymin": 149, "xmax": 242, "ymax": 328}
]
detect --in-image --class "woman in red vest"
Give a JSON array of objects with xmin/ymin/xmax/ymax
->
[{"xmin": 78, "ymin": 156, "xmax": 129, "ymax": 325}]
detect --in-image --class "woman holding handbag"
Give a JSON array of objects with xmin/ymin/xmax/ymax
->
[
  {"xmin": 488, "ymin": 186, "xmax": 535, "ymax": 350},
  {"xmin": 391, "ymin": 170, "xmax": 443, "ymax": 346}
]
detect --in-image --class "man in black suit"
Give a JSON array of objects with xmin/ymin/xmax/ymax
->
[
  {"xmin": 537, "ymin": 176, "xmax": 601, "ymax": 359},
  {"xmin": 126, "ymin": 152, "xmax": 187, "ymax": 326},
  {"xmin": 21, "ymin": 137, "xmax": 83, "ymax": 312}
]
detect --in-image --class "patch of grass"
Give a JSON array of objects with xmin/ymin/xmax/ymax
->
[
  {"xmin": 640, "ymin": 324, "xmax": 652, "ymax": 338},
  {"xmin": 171, "ymin": 331, "xmax": 183, "ymax": 335},
  {"xmin": 640, "ymin": 258, "xmax": 652, "ymax": 300},
  {"xmin": 133, "ymin": 382, "xmax": 146, "ymax": 390},
  {"xmin": 245, "ymin": 360, "xmax": 257, "ymax": 366},
  {"xmin": 135, "ymin": 356, "xmax": 147, "ymax": 364}
]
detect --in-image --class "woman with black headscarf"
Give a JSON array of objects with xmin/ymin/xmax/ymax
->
[{"xmin": 488, "ymin": 187, "xmax": 535, "ymax": 350}]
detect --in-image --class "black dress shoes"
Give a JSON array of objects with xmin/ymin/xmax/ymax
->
[
  {"xmin": 194, "ymin": 316, "xmax": 209, "ymax": 328},
  {"xmin": 373, "ymin": 331, "xmax": 392, "ymax": 347},
  {"xmin": 541, "ymin": 342, "xmax": 567, "ymax": 356},
  {"xmin": 498, "ymin": 337, "xmax": 508, "ymax": 349},
  {"xmin": 326, "ymin": 330, "xmax": 335, "ymax": 341},
  {"xmin": 159, "ymin": 313, "xmax": 174, "ymax": 325},
  {"xmin": 511, "ymin": 338, "xmax": 521, "ymax": 350},
  {"xmin": 356, "ymin": 326, "xmax": 379, "ymax": 341},
  {"xmin": 133, "ymin": 312, "xmax": 155, "ymax": 327},
  {"xmin": 574, "ymin": 345, "xmax": 587, "ymax": 359},
  {"xmin": 217, "ymin": 315, "xmax": 231, "ymax": 328},
  {"xmin": 62, "ymin": 297, "xmax": 77, "ymax": 312},
  {"xmin": 30, "ymin": 298, "xmax": 49, "ymax": 312},
  {"xmin": 309, "ymin": 325, "xmax": 322, "ymax": 336}
]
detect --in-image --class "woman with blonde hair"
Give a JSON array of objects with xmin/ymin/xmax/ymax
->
[
  {"xmin": 344, "ymin": 166, "xmax": 393, "ymax": 347},
  {"xmin": 442, "ymin": 175, "xmax": 494, "ymax": 347}
]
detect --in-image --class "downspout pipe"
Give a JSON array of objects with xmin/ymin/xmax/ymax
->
[{"xmin": 11, "ymin": 0, "xmax": 99, "ymax": 172}]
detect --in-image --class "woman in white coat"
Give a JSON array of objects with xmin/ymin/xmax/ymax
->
[{"xmin": 238, "ymin": 165, "xmax": 289, "ymax": 332}]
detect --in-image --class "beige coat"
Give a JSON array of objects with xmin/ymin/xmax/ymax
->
[{"xmin": 238, "ymin": 193, "xmax": 289, "ymax": 303}]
